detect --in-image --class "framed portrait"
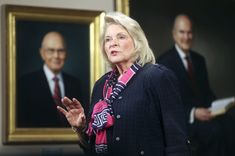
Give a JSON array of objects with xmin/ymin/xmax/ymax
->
[{"xmin": 3, "ymin": 4, "xmax": 105, "ymax": 143}]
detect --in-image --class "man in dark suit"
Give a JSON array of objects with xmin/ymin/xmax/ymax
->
[
  {"xmin": 17, "ymin": 31, "xmax": 82, "ymax": 128},
  {"xmin": 157, "ymin": 14, "xmax": 224, "ymax": 156}
]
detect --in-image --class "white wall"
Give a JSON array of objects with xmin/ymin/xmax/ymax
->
[{"xmin": 0, "ymin": 0, "xmax": 114, "ymax": 155}]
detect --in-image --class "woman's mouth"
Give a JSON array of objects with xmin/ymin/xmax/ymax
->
[{"xmin": 111, "ymin": 50, "xmax": 118, "ymax": 55}]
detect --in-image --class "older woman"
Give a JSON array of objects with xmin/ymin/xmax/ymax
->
[{"xmin": 57, "ymin": 12, "xmax": 190, "ymax": 156}]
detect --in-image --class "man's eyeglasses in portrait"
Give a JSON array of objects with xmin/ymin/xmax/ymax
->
[{"xmin": 43, "ymin": 48, "xmax": 66, "ymax": 55}]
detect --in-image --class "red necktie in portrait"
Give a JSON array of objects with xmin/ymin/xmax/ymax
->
[
  {"xmin": 53, "ymin": 76, "xmax": 62, "ymax": 106},
  {"xmin": 52, "ymin": 76, "xmax": 68, "ymax": 125},
  {"xmin": 185, "ymin": 55, "xmax": 197, "ymax": 94}
]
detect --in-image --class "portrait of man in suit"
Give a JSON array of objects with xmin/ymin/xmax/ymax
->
[
  {"xmin": 157, "ymin": 14, "xmax": 224, "ymax": 156},
  {"xmin": 17, "ymin": 31, "xmax": 83, "ymax": 128}
]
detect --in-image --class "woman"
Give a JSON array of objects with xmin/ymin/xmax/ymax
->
[{"xmin": 57, "ymin": 12, "xmax": 190, "ymax": 156}]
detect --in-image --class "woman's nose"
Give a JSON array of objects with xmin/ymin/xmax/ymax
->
[{"xmin": 110, "ymin": 38, "xmax": 118, "ymax": 47}]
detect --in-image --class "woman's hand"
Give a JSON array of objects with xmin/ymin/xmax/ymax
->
[{"xmin": 57, "ymin": 97, "xmax": 86, "ymax": 128}]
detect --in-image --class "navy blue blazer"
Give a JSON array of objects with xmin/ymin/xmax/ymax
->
[
  {"xmin": 157, "ymin": 46, "xmax": 215, "ymax": 124},
  {"xmin": 86, "ymin": 63, "xmax": 189, "ymax": 156},
  {"xmin": 17, "ymin": 69, "xmax": 83, "ymax": 128}
]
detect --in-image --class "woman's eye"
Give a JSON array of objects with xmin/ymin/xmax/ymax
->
[
  {"xmin": 118, "ymin": 35, "xmax": 126, "ymax": 39},
  {"xmin": 105, "ymin": 38, "xmax": 111, "ymax": 42}
]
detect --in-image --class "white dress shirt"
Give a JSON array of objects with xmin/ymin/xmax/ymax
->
[
  {"xmin": 175, "ymin": 44, "xmax": 195, "ymax": 124},
  {"xmin": 43, "ymin": 64, "xmax": 65, "ymax": 98}
]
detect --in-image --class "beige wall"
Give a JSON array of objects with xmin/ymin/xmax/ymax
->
[{"xmin": 0, "ymin": 0, "xmax": 114, "ymax": 155}]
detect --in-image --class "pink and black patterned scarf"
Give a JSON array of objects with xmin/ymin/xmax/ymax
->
[{"xmin": 86, "ymin": 63, "xmax": 141, "ymax": 154}]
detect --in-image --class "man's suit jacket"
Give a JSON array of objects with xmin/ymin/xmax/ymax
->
[
  {"xmin": 17, "ymin": 69, "xmax": 82, "ymax": 128},
  {"xmin": 86, "ymin": 64, "xmax": 189, "ymax": 156},
  {"xmin": 157, "ymin": 46, "xmax": 216, "ymax": 124}
]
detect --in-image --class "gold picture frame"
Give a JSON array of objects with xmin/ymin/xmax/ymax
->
[
  {"xmin": 115, "ymin": 0, "xmax": 129, "ymax": 15},
  {"xmin": 3, "ymin": 4, "xmax": 105, "ymax": 143}
]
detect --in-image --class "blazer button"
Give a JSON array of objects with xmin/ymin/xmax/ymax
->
[
  {"xmin": 140, "ymin": 150, "xmax": 144, "ymax": 155},
  {"xmin": 115, "ymin": 137, "xmax": 120, "ymax": 141},
  {"xmin": 118, "ymin": 96, "xmax": 122, "ymax": 100},
  {"xmin": 116, "ymin": 114, "xmax": 121, "ymax": 119}
]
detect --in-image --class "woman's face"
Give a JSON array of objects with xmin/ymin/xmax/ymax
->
[{"xmin": 104, "ymin": 24, "xmax": 135, "ymax": 67}]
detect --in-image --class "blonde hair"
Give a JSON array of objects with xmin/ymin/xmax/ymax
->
[{"xmin": 100, "ymin": 12, "xmax": 155, "ymax": 67}]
